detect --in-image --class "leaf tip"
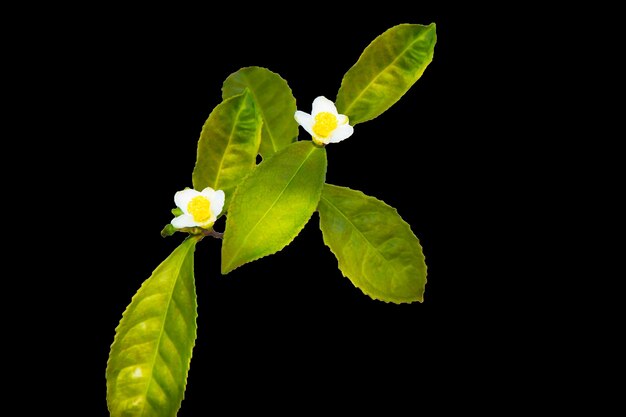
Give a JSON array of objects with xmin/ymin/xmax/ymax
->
[{"xmin": 425, "ymin": 22, "xmax": 438, "ymax": 43}]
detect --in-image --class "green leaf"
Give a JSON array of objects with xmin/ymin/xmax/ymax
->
[
  {"xmin": 335, "ymin": 23, "xmax": 436, "ymax": 125},
  {"xmin": 318, "ymin": 184, "xmax": 427, "ymax": 303},
  {"xmin": 222, "ymin": 66, "xmax": 297, "ymax": 158},
  {"xmin": 107, "ymin": 237, "xmax": 198, "ymax": 417},
  {"xmin": 192, "ymin": 89, "xmax": 262, "ymax": 209},
  {"xmin": 222, "ymin": 141, "xmax": 327, "ymax": 273}
]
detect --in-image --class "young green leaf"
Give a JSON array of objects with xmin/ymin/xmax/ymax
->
[
  {"xmin": 192, "ymin": 89, "xmax": 262, "ymax": 209},
  {"xmin": 222, "ymin": 141, "xmax": 327, "ymax": 273},
  {"xmin": 335, "ymin": 23, "xmax": 436, "ymax": 125},
  {"xmin": 318, "ymin": 184, "xmax": 427, "ymax": 303},
  {"xmin": 107, "ymin": 237, "xmax": 198, "ymax": 417},
  {"xmin": 222, "ymin": 66, "xmax": 298, "ymax": 158}
]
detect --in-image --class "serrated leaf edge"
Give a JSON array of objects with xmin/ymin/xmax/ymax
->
[
  {"xmin": 106, "ymin": 237, "xmax": 198, "ymax": 416},
  {"xmin": 337, "ymin": 23, "xmax": 437, "ymax": 125},
  {"xmin": 222, "ymin": 142, "xmax": 326, "ymax": 274},
  {"xmin": 318, "ymin": 184, "xmax": 427, "ymax": 304},
  {"xmin": 192, "ymin": 89, "xmax": 261, "ymax": 197},
  {"xmin": 221, "ymin": 66, "xmax": 298, "ymax": 156}
]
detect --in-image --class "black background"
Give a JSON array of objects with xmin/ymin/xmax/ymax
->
[{"xmin": 44, "ymin": 6, "xmax": 516, "ymax": 415}]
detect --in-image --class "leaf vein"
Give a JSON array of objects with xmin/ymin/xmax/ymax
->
[
  {"xmin": 225, "ymin": 145, "xmax": 316, "ymax": 270},
  {"xmin": 320, "ymin": 195, "xmax": 393, "ymax": 264},
  {"xmin": 212, "ymin": 97, "xmax": 247, "ymax": 189},
  {"xmin": 138, "ymin": 241, "xmax": 192, "ymax": 416},
  {"xmin": 248, "ymin": 86, "xmax": 277, "ymax": 153},
  {"xmin": 342, "ymin": 31, "xmax": 428, "ymax": 117}
]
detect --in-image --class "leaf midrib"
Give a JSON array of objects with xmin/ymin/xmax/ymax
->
[
  {"xmin": 212, "ymin": 96, "xmax": 248, "ymax": 190},
  {"xmin": 320, "ymin": 193, "xmax": 393, "ymax": 265},
  {"xmin": 341, "ymin": 28, "xmax": 430, "ymax": 118},
  {"xmin": 224, "ymin": 145, "xmax": 316, "ymax": 271},
  {"xmin": 139, "ymin": 239, "xmax": 194, "ymax": 416},
  {"xmin": 247, "ymin": 83, "xmax": 278, "ymax": 154}
]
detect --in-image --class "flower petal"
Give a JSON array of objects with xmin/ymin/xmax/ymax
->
[
  {"xmin": 210, "ymin": 189, "xmax": 225, "ymax": 217},
  {"xmin": 174, "ymin": 188, "xmax": 200, "ymax": 213},
  {"xmin": 337, "ymin": 114, "xmax": 349, "ymax": 125},
  {"xmin": 199, "ymin": 186, "xmax": 217, "ymax": 200},
  {"xmin": 172, "ymin": 214, "xmax": 197, "ymax": 229},
  {"xmin": 295, "ymin": 111, "xmax": 315, "ymax": 137},
  {"xmin": 328, "ymin": 124, "xmax": 354, "ymax": 143},
  {"xmin": 311, "ymin": 96, "xmax": 338, "ymax": 116}
]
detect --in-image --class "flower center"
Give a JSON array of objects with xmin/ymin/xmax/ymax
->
[
  {"xmin": 312, "ymin": 112, "xmax": 338, "ymax": 138},
  {"xmin": 188, "ymin": 196, "xmax": 212, "ymax": 223}
]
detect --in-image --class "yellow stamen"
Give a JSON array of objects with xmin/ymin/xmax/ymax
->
[
  {"xmin": 312, "ymin": 112, "xmax": 338, "ymax": 138},
  {"xmin": 188, "ymin": 196, "xmax": 212, "ymax": 223}
]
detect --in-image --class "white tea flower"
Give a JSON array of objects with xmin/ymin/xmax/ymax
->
[
  {"xmin": 294, "ymin": 96, "xmax": 354, "ymax": 145},
  {"xmin": 171, "ymin": 187, "xmax": 225, "ymax": 229}
]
